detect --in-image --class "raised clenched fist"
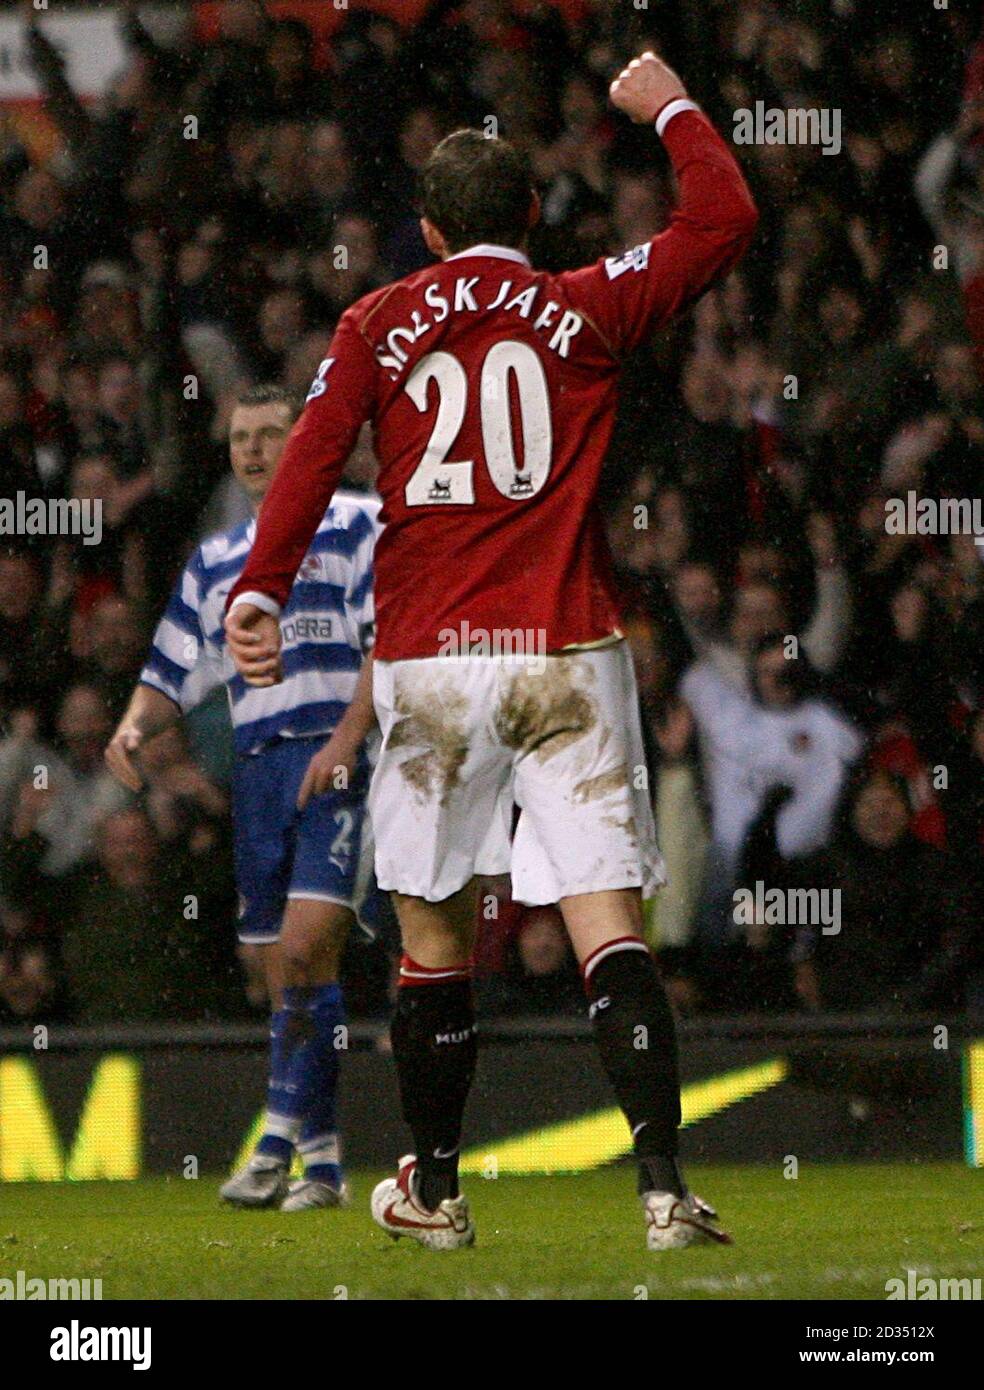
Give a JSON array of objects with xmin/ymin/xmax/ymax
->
[{"xmin": 609, "ymin": 51, "xmax": 687, "ymax": 125}]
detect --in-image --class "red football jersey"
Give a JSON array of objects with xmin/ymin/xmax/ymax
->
[{"xmin": 229, "ymin": 109, "xmax": 757, "ymax": 660}]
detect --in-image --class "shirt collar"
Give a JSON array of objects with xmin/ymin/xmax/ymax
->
[{"xmin": 446, "ymin": 243, "xmax": 531, "ymax": 267}]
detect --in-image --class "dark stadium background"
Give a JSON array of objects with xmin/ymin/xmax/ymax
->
[{"xmin": 0, "ymin": 0, "xmax": 981, "ymax": 1046}]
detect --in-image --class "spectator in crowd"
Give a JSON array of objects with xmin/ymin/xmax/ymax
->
[
  {"xmin": 59, "ymin": 806, "xmax": 241, "ymax": 1023},
  {"xmin": 0, "ymin": 899, "xmax": 57, "ymax": 1023},
  {"xmin": 681, "ymin": 631, "xmax": 863, "ymax": 954},
  {"xmin": 792, "ymin": 770, "xmax": 979, "ymax": 1014},
  {"xmin": 0, "ymin": 552, "xmax": 57, "ymax": 720},
  {"xmin": 70, "ymin": 596, "xmax": 147, "ymax": 717},
  {"xmin": 0, "ymin": 684, "xmax": 130, "ymax": 908}
]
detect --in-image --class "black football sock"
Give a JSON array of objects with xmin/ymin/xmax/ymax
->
[
  {"xmin": 390, "ymin": 957, "xmax": 477, "ymax": 1211},
  {"xmin": 637, "ymin": 1155, "xmax": 688, "ymax": 1199},
  {"xmin": 583, "ymin": 938, "xmax": 686, "ymax": 1198}
]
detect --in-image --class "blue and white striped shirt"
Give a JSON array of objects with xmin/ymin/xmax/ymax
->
[{"xmin": 141, "ymin": 491, "xmax": 380, "ymax": 756}]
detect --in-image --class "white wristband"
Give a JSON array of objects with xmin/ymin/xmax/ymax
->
[
  {"xmin": 655, "ymin": 98, "xmax": 700, "ymax": 138},
  {"xmin": 230, "ymin": 590, "xmax": 281, "ymax": 618}
]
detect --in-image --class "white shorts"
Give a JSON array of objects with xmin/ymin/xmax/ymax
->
[{"xmin": 370, "ymin": 642, "xmax": 666, "ymax": 905}]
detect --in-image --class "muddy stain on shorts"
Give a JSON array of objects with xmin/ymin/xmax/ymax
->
[
  {"xmin": 600, "ymin": 811, "xmax": 639, "ymax": 850},
  {"xmin": 572, "ymin": 765, "xmax": 628, "ymax": 804},
  {"xmin": 388, "ymin": 682, "xmax": 470, "ymax": 804},
  {"xmin": 494, "ymin": 660, "xmax": 596, "ymax": 761}
]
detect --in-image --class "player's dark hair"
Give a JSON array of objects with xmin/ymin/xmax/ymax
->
[
  {"xmin": 233, "ymin": 383, "xmax": 303, "ymax": 423},
  {"xmin": 420, "ymin": 129, "xmax": 535, "ymax": 253}
]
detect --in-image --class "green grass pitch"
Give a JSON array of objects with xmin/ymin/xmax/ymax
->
[{"xmin": 1, "ymin": 1164, "xmax": 978, "ymax": 1300}]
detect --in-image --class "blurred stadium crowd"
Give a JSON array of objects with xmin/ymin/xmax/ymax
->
[{"xmin": 0, "ymin": 0, "xmax": 982, "ymax": 1025}]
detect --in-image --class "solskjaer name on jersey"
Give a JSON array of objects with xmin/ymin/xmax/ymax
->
[{"xmin": 375, "ymin": 277, "xmax": 585, "ymax": 379}]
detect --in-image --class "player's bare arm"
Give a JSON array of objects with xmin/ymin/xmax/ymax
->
[
  {"xmin": 297, "ymin": 652, "xmax": 376, "ymax": 810},
  {"xmin": 105, "ymin": 683, "xmax": 182, "ymax": 791}
]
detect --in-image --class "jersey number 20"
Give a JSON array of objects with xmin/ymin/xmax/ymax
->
[{"xmin": 404, "ymin": 342, "xmax": 552, "ymax": 506}]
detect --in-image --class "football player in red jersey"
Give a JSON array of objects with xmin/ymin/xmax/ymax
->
[{"xmin": 225, "ymin": 53, "xmax": 757, "ymax": 1251}]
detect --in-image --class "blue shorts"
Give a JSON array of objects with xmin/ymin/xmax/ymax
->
[{"xmin": 232, "ymin": 737, "xmax": 381, "ymax": 945}]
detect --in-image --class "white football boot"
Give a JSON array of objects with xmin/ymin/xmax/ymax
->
[
  {"xmin": 280, "ymin": 1178, "xmax": 350, "ymax": 1212},
  {"xmin": 220, "ymin": 1154, "xmax": 289, "ymax": 1208},
  {"xmin": 371, "ymin": 1154, "xmax": 475, "ymax": 1250},
  {"xmin": 642, "ymin": 1191, "xmax": 734, "ymax": 1250}
]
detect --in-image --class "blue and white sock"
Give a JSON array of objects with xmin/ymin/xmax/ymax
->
[
  {"xmin": 257, "ymin": 984, "xmax": 345, "ymax": 1184},
  {"xmin": 298, "ymin": 983, "xmax": 344, "ymax": 1186},
  {"xmin": 298, "ymin": 1124, "xmax": 342, "ymax": 1189},
  {"xmin": 256, "ymin": 1005, "xmax": 301, "ymax": 1165}
]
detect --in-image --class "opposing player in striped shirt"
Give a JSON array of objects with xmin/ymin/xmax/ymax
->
[{"xmin": 105, "ymin": 384, "xmax": 380, "ymax": 1212}]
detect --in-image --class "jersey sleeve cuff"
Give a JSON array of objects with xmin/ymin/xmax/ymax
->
[
  {"xmin": 230, "ymin": 590, "xmax": 282, "ymax": 618},
  {"xmin": 655, "ymin": 98, "xmax": 700, "ymax": 138}
]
